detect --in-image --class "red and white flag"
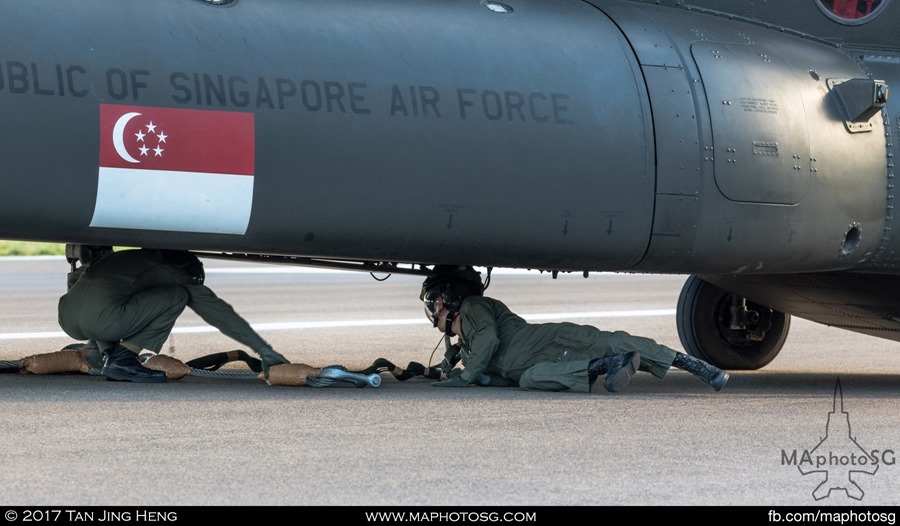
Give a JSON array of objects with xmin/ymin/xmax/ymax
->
[{"xmin": 92, "ymin": 104, "xmax": 255, "ymax": 235}]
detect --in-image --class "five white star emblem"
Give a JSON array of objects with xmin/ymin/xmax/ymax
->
[{"xmin": 129, "ymin": 119, "xmax": 169, "ymax": 159}]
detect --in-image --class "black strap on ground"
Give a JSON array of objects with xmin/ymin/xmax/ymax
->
[
  {"xmin": 351, "ymin": 358, "xmax": 442, "ymax": 381},
  {"xmin": 185, "ymin": 350, "xmax": 262, "ymax": 373}
]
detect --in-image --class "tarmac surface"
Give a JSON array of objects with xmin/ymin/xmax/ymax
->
[{"xmin": 0, "ymin": 257, "xmax": 898, "ymax": 507}]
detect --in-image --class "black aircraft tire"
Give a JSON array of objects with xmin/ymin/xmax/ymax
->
[{"xmin": 676, "ymin": 275, "xmax": 790, "ymax": 370}]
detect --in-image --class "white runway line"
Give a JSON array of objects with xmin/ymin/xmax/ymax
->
[{"xmin": 0, "ymin": 309, "xmax": 675, "ymax": 340}]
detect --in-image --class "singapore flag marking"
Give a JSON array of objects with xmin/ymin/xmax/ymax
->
[{"xmin": 92, "ymin": 104, "xmax": 255, "ymax": 235}]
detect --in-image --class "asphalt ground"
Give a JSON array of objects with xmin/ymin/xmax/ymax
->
[{"xmin": 0, "ymin": 257, "xmax": 898, "ymax": 507}]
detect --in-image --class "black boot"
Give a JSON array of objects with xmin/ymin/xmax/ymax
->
[
  {"xmin": 672, "ymin": 353, "xmax": 728, "ymax": 391},
  {"xmin": 81, "ymin": 340, "xmax": 104, "ymax": 375},
  {"xmin": 102, "ymin": 345, "xmax": 166, "ymax": 383},
  {"xmin": 588, "ymin": 351, "xmax": 640, "ymax": 392}
]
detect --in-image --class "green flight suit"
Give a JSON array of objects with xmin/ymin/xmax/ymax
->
[
  {"xmin": 58, "ymin": 249, "xmax": 269, "ymax": 354},
  {"xmin": 455, "ymin": 296, "xmax": 676, "ymax": 392}
]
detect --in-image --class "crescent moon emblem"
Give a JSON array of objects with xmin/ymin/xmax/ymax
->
[{"xmin": 112, "ymin": 112, "xmax": 142, "ymax": 164}]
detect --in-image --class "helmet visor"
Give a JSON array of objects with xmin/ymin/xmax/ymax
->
[
  {"xmin": 425, "ymin": 304, "xmax": 438, "ymax": 327},
  {"xmin": 423, "ymin": 288, "xmax": 442, "ymax": 327}
]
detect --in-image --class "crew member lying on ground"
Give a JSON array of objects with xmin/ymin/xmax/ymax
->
[{"xmin": 420, "ymin": 268, "xmax": 729, "ymax": 392}]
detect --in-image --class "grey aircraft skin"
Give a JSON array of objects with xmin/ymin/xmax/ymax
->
[{"xmin": 1, "ymin": 0, "xmax": 899, "ymax": 369}]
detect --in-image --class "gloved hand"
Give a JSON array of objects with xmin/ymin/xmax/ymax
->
[
  {"xmin": 438, "ymin": 358, "xmax": 454, "ymax": 375},
  {"xmin": 446, "ymin": 368, "xmax": 464, "ymax": 380},
  {"xmin": 431, "ymin": 375, "xmax": 472, "ymax": 387},
  {"xmin": 440, "ymin": 344, "xmax": 461, "ymax": 371},
  {"xmin": 257, "ymin": 345, "xmax": 290, "ymax": 378}
]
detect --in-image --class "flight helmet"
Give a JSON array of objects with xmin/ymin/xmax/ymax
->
[
  {"xmin": 160, "ymin": 249, "xmax": 206, "ymax": 285},
  {"xmin": 420, "ymin": 266, "xmax": 484, "ymax": 333}
]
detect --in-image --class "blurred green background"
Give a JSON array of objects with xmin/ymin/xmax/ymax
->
[{"xmin": 0, "ymin": 241, "xmax": 66, "ymax": 256}]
